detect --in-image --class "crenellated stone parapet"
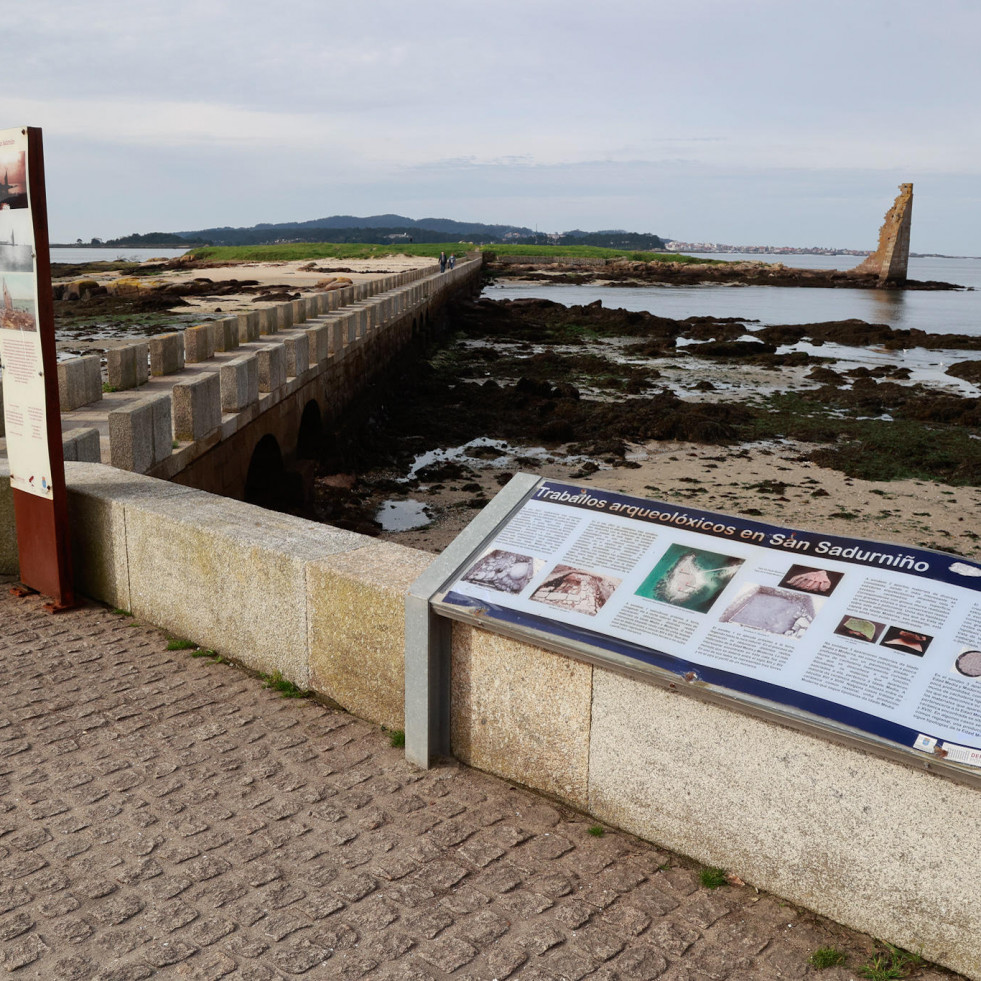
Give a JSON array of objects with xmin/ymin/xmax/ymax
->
[{"xmin": 43, "ymin": 257, "xmax": 483, "ymax": 492}]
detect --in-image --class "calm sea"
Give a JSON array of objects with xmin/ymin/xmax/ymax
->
[
  {"xmin": 484, "ymin": 254, "xmax": 981, "ymax": 337},
  {"xmin": 50, "ymin": 247, "xmax": 190, "ymax": 264}
]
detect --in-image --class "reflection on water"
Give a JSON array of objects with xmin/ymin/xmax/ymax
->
[
  {"xmin": 376, "ymin": 499, "xmax": 431, "ymax": 532},
  {"xmin": 867, "ymin": 288, "xmax": 905, "ymax": 326}
]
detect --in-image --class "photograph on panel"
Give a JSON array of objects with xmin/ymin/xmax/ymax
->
[
  {"xmin": 635, "ymin": 543, "xmax": 744, "ymax": 614},
  {"xmin": 530, "ymin": 564, "xmax": 621, "ymax": 617}
]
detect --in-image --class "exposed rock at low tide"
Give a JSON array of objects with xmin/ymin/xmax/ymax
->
[{"xmin": 487, "ymin": 255, "xmax": 965, "ymax": 291}]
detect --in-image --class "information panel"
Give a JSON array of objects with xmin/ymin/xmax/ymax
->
[
  {"xmin": 436, "ymin": 480, "xmax": 981, "ymax": 768},
  {"xmin": 0, "ymin": 126, "xmax": 53, "ymax": 499}
]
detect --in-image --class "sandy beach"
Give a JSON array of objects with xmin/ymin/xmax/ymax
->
[{"xmin": 367, "ymin": 438, "xmax": 981, "ymax": 562}]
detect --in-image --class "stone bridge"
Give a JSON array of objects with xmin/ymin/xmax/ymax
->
[{"xmin": 40, "ymin": 256, "xmax": 482, "ymax": 500}]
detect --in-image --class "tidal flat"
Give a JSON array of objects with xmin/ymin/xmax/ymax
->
[
  {"xmin": 46, "ymin": 257, "xmax": 981, "ymax": 561},
  {"xmin": 312, "ymin": 295, "xmax": 981, "ymax": 561}
]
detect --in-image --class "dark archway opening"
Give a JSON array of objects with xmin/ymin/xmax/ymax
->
[
  {"xmin": 244, "ymin": 434, "xmax": 304, "ymax": 511},
  {"xmin": 297, "ymin": 400, "xmax": 324, "ymax": 460}
]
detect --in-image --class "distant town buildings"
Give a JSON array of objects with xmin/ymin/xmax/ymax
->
[{"xmin": 664, "ymin": 241, "xmax": 870, "ymax": 256}]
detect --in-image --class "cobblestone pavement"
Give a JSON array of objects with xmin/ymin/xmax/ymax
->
[{"xmin": 0, "ymin": 586, "xmax": 961, "ymax": 981}]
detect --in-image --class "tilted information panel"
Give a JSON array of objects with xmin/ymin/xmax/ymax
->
[{"xmin": 432, "ymin": 478, "xmax": 981, "ymax": 774}]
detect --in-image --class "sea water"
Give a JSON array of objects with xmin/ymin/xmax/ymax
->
[
  {"xmin": 50, "ymin": 247, "xmax": 191, "ymax": 264},
  {"xmin": 482, "ymin": 255, "xmax": 981, "ymax": 396},
  {"xmin": 483, "ymin": 255, "xmax": 981, "ymax": 337}
]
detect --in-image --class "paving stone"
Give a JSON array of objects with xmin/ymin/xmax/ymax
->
[
  {"xmin": 0, "ymin": 589, "xmax": 967, "ymax": 981},
  {"xmin": 308, "ymin": 921, "xmax": 360, "ymax": 952},
  {"xmin": 0, "ymin": 909, "xmax": 34, "ymax": 941},
  {"xmin": 646, "ymin": 919, "xmax": 701, "ymax": 958},
  {"xmin": 327, "ymin": 950, "xmax": 380, "ymax": 980},
  {"xmin": 361, "ymin": 929, "xmax": 415, "ymax": 961},
  {"xmin": 404, "ymin": 907, "xmax": 454, "ymax": 940},
  {"xmin": 2, "ymin": 930, "xmax": 49, "ymax": 967},
  {"xmin": 92, "ymin": 964, "xmax": 154, "ymax": 981},
  {"xmin": 51, "ymin": 954, "xmax": 96, "ymax": 980},
  {"xmin": 551, "ymin": 898, "xmax": 594, "ymax": 930},
  {"xmin": 522, "ymin": 922, "xmax": 566, "ymax": 955},
  {"xmin": 498, "ymin": 888, "xmax": 554, "ymax": 917},
  {"xmin": 599, "ymin": 902, "xmax": 652, "ymax": 938},
  {"xmin": 194, "ymin": 950, "xmax": 238, "ymax": 979},
  {"xmin": 682, "ymin": 892, "xmax": 732, "ymax": 930},
  {"xmin": 611, "ymin": 943, "xmax": 670, "ymax": 979},
  {"xmin": 485, "ymin": 940, "xmax": 528, "ymax": 979},
  {"xmin": 544, "ymin": 945, "xmax": 596, "ymax": 979},
  {"xmin": 142, "ymin": 937, "xmax": 199, "ymax": 966},
  {"xmin": 420, "ymin": 935, "xmax": 478, "ymax": 972}
]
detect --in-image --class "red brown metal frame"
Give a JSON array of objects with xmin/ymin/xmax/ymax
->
[{"xmin": 10, "ymin": 127, "xmax": 74, "ymax": 608}]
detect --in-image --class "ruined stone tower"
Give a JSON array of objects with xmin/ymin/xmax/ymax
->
[{"xmin": 851, "ymin": 183, "xmax": 913, "ymax": 284}]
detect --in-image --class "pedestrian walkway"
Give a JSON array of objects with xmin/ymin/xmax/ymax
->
[{"xmin": 0, "ymin": 583, "xmax": 958, "ymax": 980}]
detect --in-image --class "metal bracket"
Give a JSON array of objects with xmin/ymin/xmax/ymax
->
[{"xmin": 404, "ymin": 472, "xmax": 540, "ymax": 768}]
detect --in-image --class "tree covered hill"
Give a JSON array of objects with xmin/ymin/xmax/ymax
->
[{"xmin": 79, "ymin": 215, "xmax": 667, "ymax": 250}]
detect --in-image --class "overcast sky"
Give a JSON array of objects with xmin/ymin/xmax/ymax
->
[{"xmin": 4, "ymin": 0, "xmax": 979, "ymax": 253}]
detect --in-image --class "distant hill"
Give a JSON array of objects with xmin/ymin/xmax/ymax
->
[
  {"xmin": 161, "ymin": 215, "xmax": 666, "ymax": 250},
  {"xmin": 174, "ymin": 214, "xmax": 536, "ymax": 247}
]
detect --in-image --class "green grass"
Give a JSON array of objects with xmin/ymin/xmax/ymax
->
[
  {"xmin": 189, "ymin": 242, "xmax": 476, "ymax": 263},
  {"xmin": 387, "ymin": 729, "xmax": 406, "ymax": 748},
  {"xmin": 808, "ymin": 947, "xmax": 848, "ymax": 969},
  {"xmin": 587, "ymin": 825, "xmax": 606, "ymax": 837},
  {"xmin": 699, "ymin": 866, "xmax": 728, "ymax": 889},
  {"xmin": 190, "ymin": 648, "xmax": 230, "ymax": 664},
  {"xmin": 485, "ymin": 243, "xmax": 723, "ymax": 264},
  {"xmin": 187, "ymin": 241, "xmax": 725, "ymax": 265},
  {"xmin": 262, "ymin": 670, "xmax": 310, "ymax": 699},
  {"xmin": 166, "ymin": 638, "xmax": 197, "ymax": 651},
  {"xmin": 858, "ymin": 945, "xmax": 922, "ymax": 981},
  {"xmin": 111, "ymin": 608, "xmax": 133, "ymax": 617}
]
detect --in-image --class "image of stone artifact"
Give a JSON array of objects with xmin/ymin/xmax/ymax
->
[
  {"xmin": 720, "ymin": 585, "xmax": 816, "ymax": 639},
  {"xmin": 954, "ymin": 650, "xmax": 981, "ymax": 678}
]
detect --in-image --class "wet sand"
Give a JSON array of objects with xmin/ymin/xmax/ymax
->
[{"xmin": 364, "ymin": 439, "xmax": 981, "ymax": 562}]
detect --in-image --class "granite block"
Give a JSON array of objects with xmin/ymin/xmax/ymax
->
[
  {"xmin": 58, "ymin": 354, "xmax": 103, "ymax": 410},
  {"xmin": 450, "ymin": 624, "xmax": 592, "ymax": 809},
  {"xmin": 283, "ymin": 333, "xmax": 310, "ymax": 377},
  {"xmin": 308, "ymin": 541, "xmax": 431, "ymax": 729},
  {"xmin": 172, "ymin": 372, "xmax": 221, "ymax": 441},
  {"xmin": 184, "ymin": 323, "xmax": 216, "ymax": 363},
  {"xmin": 62, "ymin": 427, "xmax": 101, "ymax": 463},
  {"xmin": 213, "ymin": 317, "xmax": 240, "ymax": 352},
  {"xmin": 219, "ymin": 354, "xmax": 259, "ymax": 412},
  {"xmin": 108, "ymin": 393, "xmax": 172, "ymax": 473},
  {"xmin": 149, "ymin": 333, "xmax": 185, "ymax": 376},
  {"xmin": 306, "ymin": 324, "xmax": 330, "ymax": 365},
  {"xmin": 237, "ymin": 311, "xmax": 260, "ymax": 343},
  {"xmin": 107, "ymin": 342, "xmax": 149, "ymax": 391},
  {"xmin": 257, "ymin": 343, "xmax": 287, "ymax": 393}
]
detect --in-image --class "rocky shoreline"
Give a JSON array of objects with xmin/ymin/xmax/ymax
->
[
  {"xmin": 309, "ymin": 294, "xmax": 981, "ymax": 559},
  {"xmin": 485, "ymin": 254, "xmax": 966, "ymax": 291}
]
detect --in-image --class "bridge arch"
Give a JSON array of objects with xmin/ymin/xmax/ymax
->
[
  {"xmin": 244, "ymin": 433, "xmax": 302, "ymax": 510},
  {"xmin": 296, "ymin": 399, "xmax": 323, "ymax": 460}
]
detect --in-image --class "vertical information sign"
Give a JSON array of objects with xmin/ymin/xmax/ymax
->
[{"xmin": 0, "ymin": 126, "xmax": 73, "ymax": 607}]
